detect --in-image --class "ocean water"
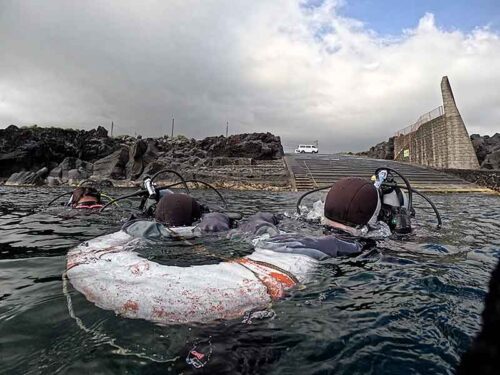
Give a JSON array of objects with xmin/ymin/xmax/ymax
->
[{"xmin": 0, "ymin": 186, "xmax": 499, "ymax": 374}]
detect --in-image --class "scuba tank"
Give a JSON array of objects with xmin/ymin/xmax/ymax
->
[{"xmin": 374, "ymin": 168, "xmax": 413, "ymax": 234}]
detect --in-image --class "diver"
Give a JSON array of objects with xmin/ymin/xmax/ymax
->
[
  {"xmin": 110, "ymin": 167, "xmax": 441, "ymax": 255},
  {"xmin": 70, "ymin": 186, "xmax": 103, "ymax": 209},
  {"xmin": 67, "ymin": 169, "xmax": 443, "ymax": 325},
  {"xmin": 47, "ymin": 180, "xmax": 113, "ymax": 210},
  {"xmin": 66, "ymin": 176, "xmax": 384, "ymax": 326},
  {"xmin": 121, "ymin": 176, "xmax": 384, "ymax": 260}
]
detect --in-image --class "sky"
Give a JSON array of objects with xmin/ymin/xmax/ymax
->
[{"xmin": 1, "ymin": 0, "xmax": 499, "ymax": 152}]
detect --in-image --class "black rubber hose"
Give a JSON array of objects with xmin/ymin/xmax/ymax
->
[
  {"xmin": 150, "ymin": 169, "xmax": 190, "ymax": 194},
  {"xmin": 381, "ymin": 183, "xmax": 442, "ymax": 229},
  {"xmin": 296, "ymin": 185, "xmax": 332, "ymax": 215},
  {"xmin": 410, "ymin": 188, "xmax": 442, "ymax": 229},
  {"xmin": 375, "ymin": 167, "xmax": 413, "ymax": 213},
  {"xmin": 47, "ymin": 191, "xmax": 73, "ymax": 206},
  {"xmin": 158, "ymin": 179, "xmax": 228, "ymax": 208},
  {"xmin": 99, "ymin": 190, "xmax": 147, "ymax": 212}
]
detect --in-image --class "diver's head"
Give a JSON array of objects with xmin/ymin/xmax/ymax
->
[
  {"xmin": 155, "ymin": 193, "xmax": 202, "ymax": 226},
  {"xmin": 71, "ymin": 187, "xmax": 101, "ymax": 207},
  {"xmin": 323, "ymin": 177, "xmax": 379, "ymax": 232}
]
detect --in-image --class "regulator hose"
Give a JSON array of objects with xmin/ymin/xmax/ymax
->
[
  {"xmin": 99, "ymin": 190, "xmax": 147, "ymax": 212},
  {"xmin": 375, "ymin": 167, "xmax": 413, "ymax": 213},
  {"xmin": 158, "ymin": 179, "xmax": 228, "ymax": 209},
  {"xmin": 49, "ymin": 190, "xmax": 117, "ymax": 207},
  {"xmin": 408, "ymin": 188, "xmax": 442, "ymax": 229},
  {"xmin": 374, "ymin": 182, "xmax": 442, "ymax": 229},
  {"xmin": 150, "ymin": 169, "xmax": 190, "ymax": 194},
  {"xmin": 296, "ymin": 185, "xmax": 331, "ymax": 215},
  {"xmin": 47, "ymin": 192, "xmax": 74, "ymax": 206}
]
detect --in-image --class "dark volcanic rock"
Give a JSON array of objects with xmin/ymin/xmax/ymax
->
[
  {"xmin": 55, "ymin": 157, "xmax": 93, "ymax": 179},
  {"xmin": 93, "ymin": 146, "xmax": 130, "ymax": 180},
  {"xmin": 357, "ymin": 137, "xmax": 394, "ymax": 160},
  {"xmin": 199, "ymin": 133, "xmax": 284, "ymax": 160},
  {"xmin": 0, "ymin": 125, "xmax": 121, "ymax": 178},
  {"xmin": 1, "ymin": 125, "xmax": 288, "ymax": 189},
  {"xmin": 6, "ymin": 167, "xmax": 48, "ymax": 186},
  {"xmin": 471, "ymin": 133, "xmax": 500, "ymax": 165},
  {"xmin": 127, "ymin": 139, "xmax": 159, "ymax": 180},
  {"xmin": 481, "ymin": 150, "xmax": 500, "ymax": 170}
]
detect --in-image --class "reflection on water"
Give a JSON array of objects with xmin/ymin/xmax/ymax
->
[{"xmin": 0, "ymin": 186, "xmax": 499, "ymax": 374}]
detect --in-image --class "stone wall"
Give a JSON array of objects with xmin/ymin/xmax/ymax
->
[
  {"xmin": 394, "ymin": 77, "xmax": 479, "ymax": 170},
  {"xmin": 394, "ymin": 115, "xmax": 448, "ymax": 167}
]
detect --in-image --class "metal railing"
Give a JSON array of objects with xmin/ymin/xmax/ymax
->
[{"xmin": 395, "ymin": 106, "xmax": 444, "ymax": 137}]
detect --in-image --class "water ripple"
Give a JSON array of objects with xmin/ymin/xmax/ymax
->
[{"xmin": 0, "ymin": 187, "xmax": 498, "ymax": 374}]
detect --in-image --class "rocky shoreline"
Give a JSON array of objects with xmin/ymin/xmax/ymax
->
[
  {"xmin": 0, "ymin": 125, "xmax": 290, "ymax": 191},
  {"xmin": 442, "ymin": 169, "xmax": 500, "ymax": 192}
]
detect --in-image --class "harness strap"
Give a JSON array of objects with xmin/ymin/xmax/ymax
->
[{"xmin": 235, "ymin": 258, "xmax": 299, "ymax": 299}]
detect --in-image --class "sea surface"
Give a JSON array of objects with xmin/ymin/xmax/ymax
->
[{"xmin": 0, "ymin": 186, "xmax": 499, "ymax": 374}]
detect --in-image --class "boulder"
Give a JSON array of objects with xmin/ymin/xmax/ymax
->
[
  {"xmin": 5, "ymin": 167, "xmax": 48, "ymax": 186},
  {"xmin": 67, "ymin": 168, "xmax": 90, "ymax": 181},
  {"xmin": 127, "ymin": 139, "xmax": 159, "ymax": 180},
  {"xmin": 93, "ymin": 146, "xmax": 130, "ymax": 180},
  {"xmin": 481, "ymin": 150, "xmax": 500, "ymax": 170},
  {"xmin": 471, "ymin": 133, "xmax": 500, "ymax": 165},
  {"xmin": 46, "ymin": 176, "xmax": 61, "ymax": 186},
  {"xmin": 57, "ymin": 157, "xmax": 93, "ymax": 180},
  {"xmin": 141, "ymin": 160, "xmax": 170, "ymax": 178}
]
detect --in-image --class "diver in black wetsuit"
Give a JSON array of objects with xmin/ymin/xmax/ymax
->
[{"xmin": 123, "ymin": 177, "xmax": 384, "ymax": 260}]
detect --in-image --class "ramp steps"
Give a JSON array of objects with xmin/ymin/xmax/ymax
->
[{"xmin": 285, "ymin": 154, "xmax": 481, "ymax": 192}]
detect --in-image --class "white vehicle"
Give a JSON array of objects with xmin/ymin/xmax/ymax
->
[{"xmin": 295, "ymin": 144, "xmax": 318, "ymax": 154}]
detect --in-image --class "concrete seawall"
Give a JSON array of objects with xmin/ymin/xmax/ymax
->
[{"xmin": 394, "ymin": 77, "xmax": 479, "ymax": 170}]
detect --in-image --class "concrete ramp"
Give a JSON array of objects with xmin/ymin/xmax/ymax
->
[{"xmin": 285, "ymin": 154, "xmax": 490, "ymax": 192}]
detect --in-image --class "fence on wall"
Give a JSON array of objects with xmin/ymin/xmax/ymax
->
[{"xmin": 394, "ymin": 106, "xmax": 444, "ymax": 137}]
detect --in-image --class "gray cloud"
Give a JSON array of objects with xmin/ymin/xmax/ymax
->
[{"xmin": 1, "ymin": 1, "xmax": 499, "ymax": 152}]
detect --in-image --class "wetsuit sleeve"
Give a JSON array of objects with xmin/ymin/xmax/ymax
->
[
  {"xmin": 197, "ymin": 212, "xmax": 231, "ymax": 232},
  {"xmin": 122, "ymin": 220, "xmax": 172, "ymax": 240},
  {"xmin": 256, "ymin": 234, "xmax": 362, "ymax": 260},
  {"xmin": 235, "ymin": 212, "xmax": 280, "ymax": 237}
]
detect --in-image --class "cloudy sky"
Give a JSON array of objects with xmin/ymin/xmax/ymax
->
[{"xmin": 1, "ymin": 0, "xmax": 499, "ymax": 152}]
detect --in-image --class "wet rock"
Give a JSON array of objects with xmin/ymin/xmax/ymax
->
[{"xmin": 6, "ymin": 167, "xmax": 48, "ymax": 186}]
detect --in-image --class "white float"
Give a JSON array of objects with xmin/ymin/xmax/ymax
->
[{"xmin": 66, "ymin": 229, "xmax": 318, "ymax": 325}]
